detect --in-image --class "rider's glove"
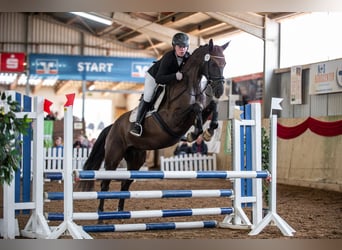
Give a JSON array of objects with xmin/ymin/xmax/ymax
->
[{"xmin": 176, "ymin": 71, "xmax": 183, "ymax": 81}]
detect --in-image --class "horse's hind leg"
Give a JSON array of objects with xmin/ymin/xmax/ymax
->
[
  {"xmin": 117, "ymin": 179, "xmax": 134, "ymax": 211},
  {"xmin": 97, "ymin": 179, "xmax": 111, "ymax": 224},
  {"xmin": 98, "ymin": 179, "xmax": 111, "ymax": 212},
  {"xmin": 117, "ymin": 149, "xmax": 147, "ymax": 211}
]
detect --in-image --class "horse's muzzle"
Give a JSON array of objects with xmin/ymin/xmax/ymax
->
[{"xmin": 213, "ymin": 81, "xmax": 224, "ymax": 98}]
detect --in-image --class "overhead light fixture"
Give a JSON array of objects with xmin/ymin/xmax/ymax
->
[
  {"xmin": 70, "ymin": 12, "xmax": 113, "ymax": 26},
  {"xmin": 88, "ymin": 83, "xmax": 96, "ymax": 91}
]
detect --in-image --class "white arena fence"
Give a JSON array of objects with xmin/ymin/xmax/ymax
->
[
  {"xmin": 42, "ymin": 147, "xmax": 91, "ymax": 172},
  {"xmin": 34, "ymin": 148, "xmax": 216, "ymax": 173},
  {"xmin": 160, "ymin": 153, "xmax": 217, "ymax": 171}
]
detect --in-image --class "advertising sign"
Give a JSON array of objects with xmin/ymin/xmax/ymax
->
[
  {"xmin": 309, "ymin": 58, "xmax": 342, "ymax": 95},
  {"xmin": 0, "ymin": 52, "xmax": 26, "ymax": 72},
  {"xmin": 231, "ymin": 72, "xmax": 263, "ymax": 103},
  {"xmin": 29, "ymin": 54, "xmax": 155, "ymax": 82}
]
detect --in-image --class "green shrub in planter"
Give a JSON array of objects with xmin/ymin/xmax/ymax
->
[
  {"xmin": 261, "ymin": 127, "xmax": 270, "ymax": 205},
  {"xmin": 0, "ymin": 92, "xmax": 31, "ymax": 185}
]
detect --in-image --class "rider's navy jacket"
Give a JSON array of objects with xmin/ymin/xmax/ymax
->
[{"xmin": 148, "ymin": 50, "xmax": 190, "ymax": 85}]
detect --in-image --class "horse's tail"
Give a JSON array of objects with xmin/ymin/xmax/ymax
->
[
  {"xmin": 77, "ymin": 124, "xmax": 112, "ymax": 191},
  {"xmin": 83, "ymin": 124, "xmax": 112, "ymax": 170}
]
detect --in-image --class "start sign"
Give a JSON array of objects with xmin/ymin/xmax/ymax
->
[
  {"xmin": 0, "ymin": 52, "xmax": 26, "ymax": 72},
  {"xmin": 29, "ymin": 54, "xmax": 155, "ymax": 82}
]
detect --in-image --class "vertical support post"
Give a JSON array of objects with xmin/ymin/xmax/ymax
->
[
  {"xmin": 21, "ymin": 96, "xmax": 51, "ymax": 238},
  {"xmin": 47, "ymin": 106, "xmax": 92, "ymax": 239},
  {"xmin": 1, "ymin": 91, "xmax": 18, "ymax": 239},
  {"xmin": 1, "ymin": 92, "xmax": 50, "ymax": 238},
  {"xmin": 249, "ymin": 115, "xmax": 296, "ymax": 236},
  {"xmin": 251, "ymin": 103, "xmax": 262, "ymax": 225},
  {"xmin": 22, "ymin": 94, "xmax": 32, "ymax": 214},
  {"xmin": 263, "ymin": 16, "xmax": 280, "ymax": 117},
  {"xmin": 220, "ymin": 104, "xmax": 265, "ymax": 230}
]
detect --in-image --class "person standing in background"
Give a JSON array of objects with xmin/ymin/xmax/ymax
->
[
  {"xmin": 191, "ymin": 135, "xmax": 208, "ymax": 155},
  {"xmin": 174, "ymin": 136, "xmax": 191, "ymax": 156},
  {"xmin": 54, "ymin": 136, "xmax": 63, "ymax": 150}
]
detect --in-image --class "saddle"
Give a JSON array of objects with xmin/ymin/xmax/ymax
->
[{"xmin": 129, "ymin": 85, "xmax": 166, "ymax": 122}]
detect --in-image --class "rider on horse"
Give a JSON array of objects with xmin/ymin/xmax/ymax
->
[{"xmin": 130, "ymin": 32, "xmax": 191, "ymax": 137}]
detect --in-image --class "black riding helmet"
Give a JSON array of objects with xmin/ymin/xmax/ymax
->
[{"xmin": 172, "ymin": 33, "xmax": 189, "ymax": 48}]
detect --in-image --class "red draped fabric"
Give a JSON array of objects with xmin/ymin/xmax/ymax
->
[{"xmin": 277, "ymin": 117, "xmax": 342, "ymax": 139}]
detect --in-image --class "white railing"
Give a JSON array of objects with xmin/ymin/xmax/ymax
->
[
  {"xmin": 43, "ymin": 147, "xmax": 91, "ymax": 172},
  {"xmin": 160, "ymin": 153, "xmax": 217, "ymax": 171},
  {"xmin": 33, "ymin": 148, "xmax": 216, "ymax": 173}
]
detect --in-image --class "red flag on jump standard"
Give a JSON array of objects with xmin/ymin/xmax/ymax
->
[
  {"xmin": 65, "ymin": 93, "xmax": 75, "ymax": 107},
  {"xmin": 44, "ymin": 99, "xmax": 53, "ymax": 114},
  {"xmin": 0, "ymin": 52, "xmax": 26, "ymax": 72}
]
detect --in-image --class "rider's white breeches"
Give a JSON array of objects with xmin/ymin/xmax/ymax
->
[{"xmin": 143, "ymin": 72, "xmax": 157, "ymax": 102}]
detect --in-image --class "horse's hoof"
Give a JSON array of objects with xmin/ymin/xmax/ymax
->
[
  {"xmin": 202, "ymin": 129, "xmax": 213, "ymax": 141},
  {"xmin": 186, "ymin": 133, "xmax": 196, "ymax": 142}
]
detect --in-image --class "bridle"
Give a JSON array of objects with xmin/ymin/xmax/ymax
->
[
  {"xmin": 204, "ymin": 53, "xmax": 226, "ymax": 87},
  {"xmin": 170, "ymin": 48, "xmax": 226, "ymax": 100}
]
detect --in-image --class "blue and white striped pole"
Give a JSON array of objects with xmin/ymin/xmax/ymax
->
[
  {"xmin": 74, "ymin": 170, "xmax": 270, "ymax": 180},
  {"xmin": 82, "ymin": 220, "xmax": 218, "ymax": 232},
  {"xmin": 45, "ymin": 189, "xmax": 233, "ymax": 201},
  {"xmin": 47, "ymin": 207, "xmax": 234, "ymax": 221}
]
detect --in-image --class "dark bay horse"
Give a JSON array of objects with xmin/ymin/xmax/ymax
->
[{"xmin": 79, "ymin": 39, "xmax": 229, "ymax": 214}]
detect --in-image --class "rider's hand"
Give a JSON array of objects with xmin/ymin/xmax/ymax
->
[{"xmin": 176, "ymin": 71, "xmax": 183, "ymax": 81}]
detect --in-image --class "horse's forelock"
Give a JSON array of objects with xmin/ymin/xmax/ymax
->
[
  {"xmin": 212, "ymin": 45, "xmax": 224, "ymax": 56},
  {"xmin": 210, "ymin": 45, "xmax": 226, "ymax": 67}
]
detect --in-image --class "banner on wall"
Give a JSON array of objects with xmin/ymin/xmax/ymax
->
[
  {"xmin": 0, "ymin": 52, "xmax": 26, "ymax": 72},
  {"xmin": 309, "ymin": 58, "xmax": 342, "ymax": 95},
  {"xmin": 44, "ymin": 120, "xmax": 54, "ymax": 148},
  {"xmin": 28, "ymin": 54, "xmax": 155, "ymax": 83},
  {"xmin": 290, "ymin": 65, "xmax": 302, "ymax": 104}
]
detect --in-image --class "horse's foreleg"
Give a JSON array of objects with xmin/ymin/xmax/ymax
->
[
  {"xmin": 187, "ymin": 103, "xmax": 204, "ymax": 142},
  {"xmin": 118, "ymin": 179, "xmax": 134, "ymax": 211},
  {"xmin": 203, "ymin": 100, "xmax": 218, "ymax": 141}
]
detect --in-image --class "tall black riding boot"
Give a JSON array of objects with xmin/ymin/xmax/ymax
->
[
  {"xmin": 149, "ymin": 84, "xmax": 165, "ymax": 109},
  {"xmin": 130, "ymin": 100, "xmax": 150, "ymax": 137}
]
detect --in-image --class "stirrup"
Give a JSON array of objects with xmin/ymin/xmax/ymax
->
[{"xmin": 130, "ymin": 123, "xmax": 143, "ymax": 137}]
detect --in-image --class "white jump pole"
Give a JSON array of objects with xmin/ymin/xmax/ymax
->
[{"xmin": 47, "ymin": 105, "xmax": 92, "ymax": 239}]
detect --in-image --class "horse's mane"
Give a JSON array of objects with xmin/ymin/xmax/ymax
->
[
  {"xmin": 181, "ymin": 44, "xmax": 209, "ymax": 95},
  {"xmin": 183, "ymin": 44, "xmax": 209, "ymax": 71}
]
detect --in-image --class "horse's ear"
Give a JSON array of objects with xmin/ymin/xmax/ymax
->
[
  {"xmin": 221, "ymin": 41, "xmax": 230, "ymax": 51},
  {"xmin": 209, "ymin": 39, "xmax": 214, "ymax": 51}
]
